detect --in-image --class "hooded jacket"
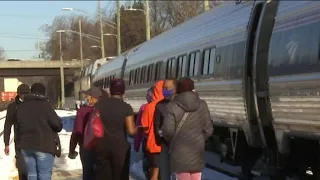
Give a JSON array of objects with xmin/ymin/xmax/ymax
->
[
  {"xmin": 134, "ymin": 86, "xmax": 154, "ymax": 152},
  {"xmin": 16, "ymin": 94, "xmax": 62, "ymax": 155},
  {"xmin": 3, "ymin": 96, "xmax": 22, "ymax": 146},
  {"xmin": 69, "ymin": 105, "xmax": 94, "ymax": 153},
  {"xmin": 162, "ymin": 91, "xmax": 213, "ymax": 173},
  {"xmin": 141, "ymin": 80, "xmax": 164, "ymax": 153}
]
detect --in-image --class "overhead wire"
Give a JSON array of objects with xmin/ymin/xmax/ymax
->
[{"xmin": 0, "ymin": 35, "xmax": 48, "ymax": 40}]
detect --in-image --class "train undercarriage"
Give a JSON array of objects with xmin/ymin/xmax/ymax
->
[{"xmin": 209, "ymin": 126, "xmax": 320, "ymax": 180}]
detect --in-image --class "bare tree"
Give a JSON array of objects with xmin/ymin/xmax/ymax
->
[
  {"xmin": 149, "ymin": 0, "xmax": 169, "ymax": 37},
  {"xmin": 0, "ymin": 47, "xmax": 5, "ymax": 60},
  {"xmin": 37, "ymin": 1, "xmax": 223, "ymax": 60}
]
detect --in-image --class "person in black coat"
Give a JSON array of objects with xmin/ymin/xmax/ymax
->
[
  {"xmin": 16, "ymin": 83, "xmax": 62, "ymax": 180},
  {"xmin": 3, "ymin": 83, "xmax": 30, "ymax": 180},
  {"xmin": 154, "ymin": 78, "xmax": 177, "ymax": 180}
]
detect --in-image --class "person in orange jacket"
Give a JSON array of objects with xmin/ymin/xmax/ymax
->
[{"xmin": 141, "ymin": 80, "xmax": 164, "ymax": 180}]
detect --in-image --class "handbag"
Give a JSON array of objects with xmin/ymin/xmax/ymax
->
[
  {"xmin": 168, "ymin": 112, "xmax": 189, "ymax": 154},
  {"xmin": 54, "ymin": 133, "xmax": 62, "ymax": 157},
  {"xmin": 83, "ymin": 108, "xmax": 104, "ymax": 151}
]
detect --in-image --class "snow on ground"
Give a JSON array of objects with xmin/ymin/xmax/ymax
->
[
  {"xmin": 53, "ymin": 110, "xmax": 83, "ymax": 171},
  {"xmin": 0, "ymin": 110, "xmax": 20, "ymax": 179},
  {"xmin": 0, "ymin": 110, "xmax": 239, "ymax": 180}
]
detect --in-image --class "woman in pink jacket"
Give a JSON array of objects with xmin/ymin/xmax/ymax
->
[{"xmin": 134, "ymin": 86, "xmax": 154, "ymax": 179}]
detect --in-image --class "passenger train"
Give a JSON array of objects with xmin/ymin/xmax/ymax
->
[
  {"xmin": 73, "ymin": 57, "xmax": 114, "ymax": 101},
  {"xmin": 92, "ymin": 0, "xmax": 320, "ymax": 178}
]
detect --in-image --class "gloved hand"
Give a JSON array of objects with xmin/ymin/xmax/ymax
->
[{"xmin": 68, "ymin": 151, "xmax": 78, "ymax": 159}]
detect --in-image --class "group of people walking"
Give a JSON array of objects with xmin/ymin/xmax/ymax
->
[
  {"xmin": 70, "ymin": 77, "xmax": 213, "ymax": 180},
  {"xmin": 3, "ymin": 77, "xmax": 213, "ymax": 180}
]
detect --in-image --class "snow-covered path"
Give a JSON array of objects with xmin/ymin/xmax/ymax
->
[{"xmin": 0, "ymin": 110, "xmax": 238, "ymax": 180}]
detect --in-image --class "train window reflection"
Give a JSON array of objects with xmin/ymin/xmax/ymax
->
[
  {"xmin": 129, "ymin": 70, "xmax": 132, "ymax": 85},
  {"xmin": 166, "ymin": 60, "xmax": 170, "ymax": 79},
  {"xmin": 189, "ymin": 53, "xmax": 195, "ymax": 76},
  {"xmin": 171, "ymin": 58, "xmax": 177, "ymax": 78},
  {"xmin": 194, "ymin": 52, "xmax": 200, "ymax": 76},
  {"xmin": 134, "ymin": 69, "xmax": 139, "ymax": 84},
  {"xmin": 155, "ymin": 61, "xmax": 161, "ymax": 81},
  {"xmin": 177, "ymin": 56, "xmax": 183, "ymax": 78},
  {"xmin": 209, "ymin": 48, "xmax": 216, "ymax": 74},
  {"xmin": 142, "ymin": 66, "xmax": 147, "ymax": 83},
  {"xmin": 202, "ymin": 49, "xmax": 210, "ymax": 75},
  {"xmin": 182, "ymin": 55, "xmax": 187, "ymax": 77},
  {"xmin": 177, "ymin": 55, "xmax": 187, "ymax": 78}
]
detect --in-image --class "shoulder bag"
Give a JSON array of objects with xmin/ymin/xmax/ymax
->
[
  {"xmin": 168, "ymin": 112, "xmax": 189, "ymax": 154},
  {"xmin": 83, "ymin": 108, "xmax": 104, "ymax": 151}
]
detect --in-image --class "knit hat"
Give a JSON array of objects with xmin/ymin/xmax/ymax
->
[
  {"xmin": 109, "ymin": 79, "xmax": 125, "ymax": 96},
  {"xmin": 17, "ymin": 84, "xmax": 30, "ymax": 95},
  {"xmin": 177, "ymin": 77, "xmax": 194, "ymax": 94}
]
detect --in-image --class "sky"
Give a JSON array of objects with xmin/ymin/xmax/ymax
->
[{"xmin": 0, "ymin": 1, "xmax": 127, "ymax": 60}]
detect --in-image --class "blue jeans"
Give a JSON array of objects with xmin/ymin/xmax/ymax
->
[{"xmin": 21, "ymin": 149, "xmax": 54, "ymax": 180}]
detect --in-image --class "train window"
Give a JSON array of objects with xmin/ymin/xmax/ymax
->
[
  {"xmin": 155, "ymin": 61, "xmax": 161, "ymax": 81},
  {"xmin": 147, "ymin": 64, "xmax": 153, "ymax": 82},
  {"xmin": 141, "ymin": 66, "xmax": 146, "ymax": 83},
  {"xmin": 189, "ymin": 53, "xmax": 195, "ymax": 76},
  {"xmin": 134, "ymin": 69, "xmax": 139, "ymax": 84},
  {"xmin": 188, "ymin": 51, "xmax": 200, "ymax": 76},
  {"xmin": 108, "ymin": 76, "xmax": 111, "ymax": 87},
  {"xmin": 194, "ymin": 52, "xmax": 200, "ymax": 76},
  {"xmin": 103, "ymin": 78, "xmax": 106, "ymax": 89},
  {"xmin": 166, "ymin": 60, "xmax": 171, "ymax": 79},
  {"xmin": 129, "ymin": 71, "xmax": 132, "ymax": 85},
  {"xmin": 144, "ymin": 66, "xmax": 148, "ymax": 83},
  {"xmin": 137, "ymin": 68, "xmax": 141, "ymax": 84},
  {"xmin": 182, "ymin": 55, "xmax": 187, "ymax": 77},
  {"xmin": 177, "ymin": 56, "xmax": 183, "ymax": 78},
  {"xmin": 202, "ymin": 49, "xmax": 210, "ymax": 75},
  {"xmin": 209, "ymin": 48, "xmax": 216, "ymax": 74},
  {"xmin": 177, "ymin": 55, "xmax": 187, "ymax": 78},
  {"xmin": 171, "ymin": 58, "xmax": 177, "ymax": 78},
  {"xmin": 131, "ymin": 70, "xmax": 135, "ymax": 85}
]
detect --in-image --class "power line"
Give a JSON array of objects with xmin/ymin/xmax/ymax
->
[
  {"xmin": 0, "ymin": 32, "xmax": 40, "ymax": 36},
  {"xmin": 0, "ymin": 14, "xmax": 51, "ymax": 18},
  {"xmin": 4, "ymin": 50, "xmax": 39, "ymax": 52},
  {"xmin": 0, "ymin": 35, "xmax": 48, "ymax": 40}
]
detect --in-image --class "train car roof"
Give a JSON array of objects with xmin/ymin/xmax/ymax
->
[
  {"xmin": 92, "ymin": 45, "xmax": 142, "ymax": 82},
  {"xmin": 125, "ymin": 1, "xmax": 253, "ymax": 67},
  {"xmin": 93, "ymin": 55, "xmax": 125, "ymax": 81}
]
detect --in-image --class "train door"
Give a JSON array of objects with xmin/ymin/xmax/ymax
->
[
  {"xmin": 251, "ymin": 0, "xmax": 279, "ymax": 177},
  {"xmin": 242, "ymin": 0, "xmax": 279, "ymax": 177},
  {"xmin": 244, "ymin": 0, "xmax": 265, "ymax": 149}
]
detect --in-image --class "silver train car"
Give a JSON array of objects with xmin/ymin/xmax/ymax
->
[
  {"xmin": 92, "ymin": 0, "xmax": 320, "ymax": 178},
  {"xmin": 74, "ymin": 57, "xmax": 114, "ymax": 101}
]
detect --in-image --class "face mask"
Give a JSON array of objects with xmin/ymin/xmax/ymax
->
[
  {"xmin": 83, "ymin": 98, "xmax": 89, "ymax": 106},
  {"xmin": 163, "ymin": 88, "xmax": 174, "ymax": 99}
]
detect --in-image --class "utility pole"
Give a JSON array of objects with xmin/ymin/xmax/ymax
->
[
  {"xmin": 145, "ymin": 0, "xmax": 150, "ymax": 41},
  {"xmin": 204, "ymin": 0, "xmax": 209, "ymax": 11},
  {"xmin": 79, "ymin": 19, "xmax": 83, "ymax": 71},
  {"xmin": 98, "ymin": 0, "xmax": 105, "ymax": 58},
  {"xmin": 59, "ymin": 32, "xmax": 65, "ymax": 108},
  {"xmin": 37, "ymin": 31, "xmax": 40, "ymax": 58},
  {"xmin": 79, "ymin": 18, "xmax": 83, "ymax": 103},
  {"xmin": 117, "ymin": 0, "xmax": 121, "ymax": 55}
]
